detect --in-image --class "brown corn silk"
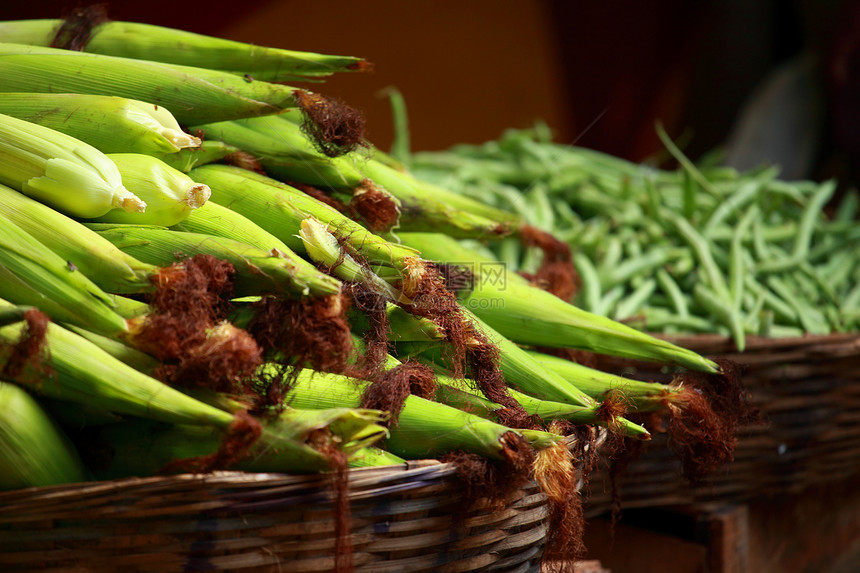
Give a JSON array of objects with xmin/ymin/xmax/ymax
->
[
  {"xmin": 348, "ymin": 180, "xmax": 399, "ymax": 232},
  {"xmin": 664, "ymin": 358, "xmax": 760, "ymax": 483},
  {"xmin": 294, "ymin": 90, "xmax": 367, "ymax": 158},
  {"xmin": 534, "ymin": 426, "xmax": 587, "ymax": 569},
  {"xmin": 129, "ymin": 255, "xmax": 263, "ymax": 396},
  {"xmin": 158, "ymin": 410, "xmax": 263, "ymax": 475},
  {"xmin": 50, "ymin": 4, "xmax": 109, "ymax": 51},
  {"xmin": 440, "ymin": 431, "xmax": 536, "ymax": 510},
  {"xmin": 1, "ymin": 309, "xmax": 51, "ymax": 379},
  {"xmin": 359, "ymin": 360, "xmax": 436, "ymax": 428},
  {"xmin": 245, "ymin": 294, "xmax": 354, "ymax": 376},
  {"xmin": 518, "ymin": 225, "xmax": 580, "ymax": 302},
  {"xmin": 344, "ymin": 282, "xmax": 390, "ymax": 380}
]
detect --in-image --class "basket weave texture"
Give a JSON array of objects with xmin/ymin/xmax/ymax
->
[
  {"xmin": 0, "ymin": 460, "xmax": 550, "ymax": 573},
  {"xmin": 584, "ymin": 332, "xmax": 860, "ymax": 515}
]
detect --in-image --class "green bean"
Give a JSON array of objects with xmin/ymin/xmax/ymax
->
[
  {"xmin": 655, "ymin": 123, "xmax": 720, "ymax": 198},
  {"xmin": 682, "ymin": 168, "xmax": 697, "ymax": 220},
  {"xmin": 594, "ymin": 285, "xmax": 626, "ymax": 317},
  {"xmin": 843, "ymin": 282, "xmax": 860, "ymax": 312},
  {"xmin": 744, "ymin": 275, "xmax": 799, "ymax": 325},
  {"xmin": 756, "ymin": 181, "xmax": 836, "ymax": 274},
  {"xmin": 597, "ymin": 236, "xmax": 623, "ymax": 277},
  {"xmin": 599, "ymin": 246, "xmax": 683, "ymax": 290},
  {"xmin": 573, "ymin": 252, "xmax": 602, "ymax": 313},
  {"xmin": 656, "ymin": 268, "xmax": 689, "ymax": 319},
  {"xmin": 702, "ymin": 167, "xmax": 777, "ymax": 237},
  {"xmin": 807, "ymin": 225, "xmax": 860, "ymax": 264},
  {"xmin": 640, "ymin": 306, "xmax": 724, "ymax": 334},
  {"xmin": 527, "ymin": 183, "xmax": 556, "ymax": 231},
  {"xmin": 662, "ymin": 209, "xmax": 729, "ymax": 299},
  {"xmin": 766, "ymin": 276, "xmax": 831, "ymax": 335},
  {"xmin": 614, "ymin": 278, "xmax": 657, "ymax": 320},
  {"xmin": 729, "ymin": 206, "xmax": 758, "ymax": 310},
  {"xmin": 834, "ymin": 190, "xmax": 859, "ymax": 223},
  {"xmin": 693, "ymin": 283, "xmax": 746, "ymax": 351}
]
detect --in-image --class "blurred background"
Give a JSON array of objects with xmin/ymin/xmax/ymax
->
[{"xmin": 4, "ymin": 0, "xmax": 860, "ymax": 185}]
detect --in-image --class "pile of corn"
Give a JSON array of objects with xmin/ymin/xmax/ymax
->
[{"xmin": 0, "ymin": 14, "xmax": 750, "ymax": 562}]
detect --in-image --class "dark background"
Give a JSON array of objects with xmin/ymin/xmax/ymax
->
[{"xmin": 3, "ymin": 1, "xmax": 859, "ymax": 180}]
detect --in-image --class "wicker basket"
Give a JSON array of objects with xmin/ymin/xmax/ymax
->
[
  {"xmin": 0, "ymin": 460, "xmax": 553, "ymax": 573},
  {"xmin": 583, "ymin": 332, "xmax": 860, "ymax": 515}
]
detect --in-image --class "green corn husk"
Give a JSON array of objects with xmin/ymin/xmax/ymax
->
[
  {"xmin": 199, "ymin": 114, "xmax": 510, "ymax": 238},
  {"xmin": 91, "ymin": 223, "xmax": 342, "ymax": 298},
  {"xmin": 0, "ymin": 212, "xmax": 129, "ymax": 335},
  {"xmin": 0, "ymin": 381, "xmax": 88, "ymax": 489},
  {"xmin": 361, "ymin": 340, "xmax": 503, "ymax": 418},
  {"xmin": 0, "ymin": 19, "xmax": 369, "ymax": 82},
  {"xmin": 189, "ymin": 164, "xmax": 419, "ymax": 271},
  {"xmin": 0, "ymin": 183, "xmax": 155, "ymax": 293},
  {"xmin": 529, "ymin": 350, "xmax": 680, "ymax": 412},
  {"xmin": 175, "ymin": 200, "xmax": 296, "ymax": 254},
  {"xmin": 283, "ymin": 367, "xmax": 551, "ymax": 461},
  {"xmin": 0, "ymin": 111, "xmax": 144, "ymax": 218},
  {"xmin": 347, "ymin": 447, "xmax": 405, "ymax": 468},
  {"xmin": 156, "ymin": 140, "xmax": 244, "ymax": 173},
  {"xmin": 299, "ymin": 218, "xmax": 404, "ymax": 302},
  {"xmin": 65, "ymin": 325, "xmax": 160, "ymax": 375},
  {"xmin": 0, "ymin": 93, "xmax": 200, "ymax": 155},
  {"xmin": 396, "ymin": 309, "xmax": 650, "ymax": 440},
  {"xmin": 95, "ymin": 154, "xmax": 210, "ymax": 226},
  {"xmin": 0, "ymin": 43, "xmax": 306, "ymax": 125},
  {"xmin": 94, "ymin": 407, "xmax": 388, "ymax": 479},
  {"xmin": 0, "ymin": 301, "xmax": 231, "ymax": 428},
  {"xmin": 399, "ymin": 232, "xmax": 719, "ymax": 373}
]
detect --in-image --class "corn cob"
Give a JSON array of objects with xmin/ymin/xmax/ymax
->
[
  {"xmin": 0, "ymin": 18, "xmax": 369, "ymax": 82},
  {"xmin": 299, "ymin": 218, "xmax": 404, "ymax": 302},
  {"xmin": 0, "ymin": 42, "xmax": 307, "ymax": 125},
  {"xmin": 94, "ymin": 154, "xmax": 210, "ymax": 226},
  {"xmin": 175, "ymin": 200, "xmax": 296, "ymax": 253},
  {"xmin": 0, "ymin": 299, "xmax": 231, "ymax": 427},
  {"xmin": 347, "ymin": 447, "xmax": 405, "ymax": 468},
  {"xmin": 0, "ymin": 112, "xmax": 144, "ymax": 218},
  {"xmin": 195, "ymin": 114, "xmax": 510, "ymax": 238},
  {"xmin": 395, "ymin": 309, "xmax": 650, "ymax": 440},
  {"xmin": 94, "ymin": 408, "xmax": 388, "ymax": 479},
  {"xmin": 398, "ymin": 232, "xmax": 719, "ymax": 373},
  {"xmin": 0, "ymin": 382, "xmax": 88, "ymax": 489},
  {"xmin": 529, "ymin": 350, "xmax": 680, "ymax": 411},
  {"xmin": 0, "ymin": 93, "xmax": 200, "ymax": 155},
  {"xmin": 0, "ymin": 183, "xmax": 155, "ymax": 293},
  {"xmin": 283, "ymin": 367, "xmax": 551, "ymax": 461},
  {"xmin": 91, "ymin": 223, "xmax": 342, "ymax": 298},
  {"xmin": 188, "ymin": 164, "xmax": 420, "ymax": 273},
  {"xmin": 0, "ymin": 212, "xmax": 129, "ymax": 335}
]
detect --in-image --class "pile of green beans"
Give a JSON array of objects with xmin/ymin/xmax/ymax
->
[{"xmin": 412, "ymin": 125, "xmax": 860, "ymax": 350}]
